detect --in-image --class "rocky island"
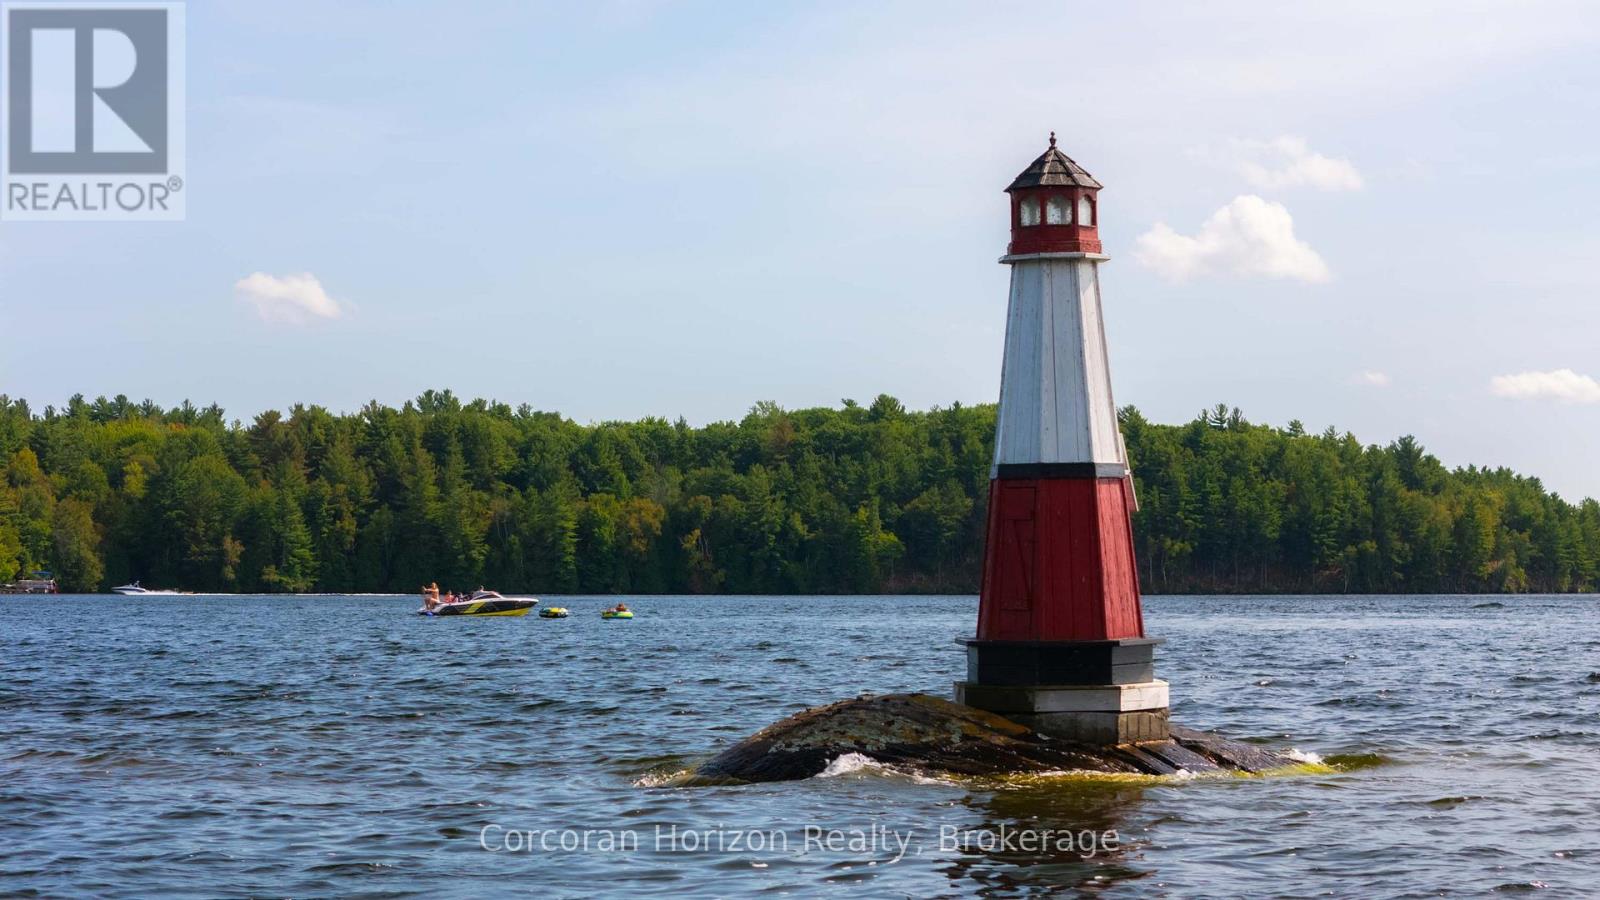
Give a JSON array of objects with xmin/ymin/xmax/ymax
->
[{"xmin": 683, "ymin": 693, "xmax": 1301, "ymax": 785}]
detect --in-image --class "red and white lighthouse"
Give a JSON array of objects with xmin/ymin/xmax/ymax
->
[{"xmin": 955, "ymin": 135, "xmax": 1169, "ymax": 745}]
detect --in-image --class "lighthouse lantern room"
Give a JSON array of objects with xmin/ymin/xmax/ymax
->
[{"xmin": 954, "ymin": 135, "xmax": 1170, "ymax": 745}]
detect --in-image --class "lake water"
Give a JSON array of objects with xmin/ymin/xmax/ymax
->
[{"xmin": 5, "ymin": 594, "xmax": 1598, "ymax": 897}]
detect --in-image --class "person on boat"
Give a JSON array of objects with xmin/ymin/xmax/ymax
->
[
  {"xmin": 615, "ymin": 602, "xmax": 629, "ymax": 612},
  {"xmin": 422, "ymin": 582, "xmax": 441, "ymax": 610}
]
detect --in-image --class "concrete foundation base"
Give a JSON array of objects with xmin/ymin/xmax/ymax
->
[
  {"xmin": 954, "ymin": 679, "xmax": 1171, "ymax": 744},
  {"xmin": 1007, "ymin": 708, "xmax": 1170, "ymax": 744},
  {"xmin": 955, "ymin": 680, "xmax": 1168, "ymax": 713}
]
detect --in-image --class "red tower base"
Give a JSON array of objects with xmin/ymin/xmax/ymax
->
[
  {"xmin": 976, "ymin": 474, "xmax": 1143, "ymax": 642},
  {"xmin": 960, "ymin": 472, "xmax": 1166, "ymax": 745}
]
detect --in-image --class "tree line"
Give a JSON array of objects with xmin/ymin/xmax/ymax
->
[{"xmin": 1, "ymin": 392, "xmax": 1595, "ymax": 595}]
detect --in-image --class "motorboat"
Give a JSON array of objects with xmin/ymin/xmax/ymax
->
[
  {"xmin": 111, "ymin": 582, "xmax": 184, "ymax": 596},
  {"xmin": 418, "ymin": 589, "xmax": 537, "ymax": 617}
]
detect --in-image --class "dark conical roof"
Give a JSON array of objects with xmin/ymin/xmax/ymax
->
[{"xmin": 1006, "ymin": 133, "xmax": 1102, "ymax": 191}]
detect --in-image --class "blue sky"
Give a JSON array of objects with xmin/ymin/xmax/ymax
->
[{"xmin": 3, "ymin": 1, "xmax": 1600, "ymax": 499}]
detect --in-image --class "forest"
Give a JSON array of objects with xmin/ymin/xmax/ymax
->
[{"xmin": 2, "ymin": 392, "xmax": 1596, "ymax": 595}]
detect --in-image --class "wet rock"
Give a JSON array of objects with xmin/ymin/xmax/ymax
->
[
  {"xmin": 684, "ymin": 693, "xmax": 1299, "ymax": 785},
  {"xmin": 1166, "ymin": 724, "xmax": 1297, "ymax": 773}
]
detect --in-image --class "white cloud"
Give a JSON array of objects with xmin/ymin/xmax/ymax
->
[
  {"xmin": 1353, "ymin": 370, "xmax": 1391, "ymax": 387},
  {"xmin": 1490, "ymin": 369, "xmax": 1600, "ymax": 404},
  {"xmin": 235, "ymin": 272, "xmax": 346, "ymax": 325},
  {"xmin": 1224, "ymin": 136, "xmax": 1364, "ymax": 191},
  {"xmin": 1133, "ymin": 195, "xmax": 1331, "ymax": 283}
]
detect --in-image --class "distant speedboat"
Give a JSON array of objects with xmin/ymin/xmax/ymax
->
[
  {"xmin": 418, "ymin": 589, "xmax": 537, "ymax": 617},
  {"xmin": 111, "ymin": 582, "xmax": 184, "ymax": 596}
]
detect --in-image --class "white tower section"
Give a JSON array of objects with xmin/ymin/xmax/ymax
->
[{"xmin": 993, "ymin": 253, "xmax": 1125, "ymax": 474}]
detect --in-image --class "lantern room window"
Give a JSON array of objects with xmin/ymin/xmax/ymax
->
[
  {"xmin": 1019, "ymin": 198, "xmax": 1041, "ymax": 227},
  {"xmin": 1046, "ymin": 196, "xmax": 1070, "ymax": 225},
  {"xmin": 1078, "ymin": 195, "xmax": 1094, "ymax": 227}
]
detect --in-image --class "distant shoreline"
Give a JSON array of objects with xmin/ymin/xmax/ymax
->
[{"xmin": 3, "ymin": 394, "xmax": 1595, "ymax": 596}]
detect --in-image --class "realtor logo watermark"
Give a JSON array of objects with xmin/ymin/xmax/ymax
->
[{"xmin": 1, "ymin": 1, "xmax": 185, "ymax": 220}]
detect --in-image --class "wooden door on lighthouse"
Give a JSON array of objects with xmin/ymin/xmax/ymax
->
[{"xmin": 985, "ymin": 482, "xmax": 1038, "ymax": 637}]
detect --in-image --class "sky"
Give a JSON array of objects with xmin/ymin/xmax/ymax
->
[{"xmin": 2, "ymin": 1, "xmax": 1600, "ymax": 500}]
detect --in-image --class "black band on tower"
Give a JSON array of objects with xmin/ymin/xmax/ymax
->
[
  {"xmin": 965, "ymin": 638, "xmax": 1163, "ymax": 686},
  {"xmin": 994, "ymin": 462, "xmax": 1129, "ymax": 480}
]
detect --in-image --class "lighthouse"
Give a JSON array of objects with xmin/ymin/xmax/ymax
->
[{"xmin": 954, "ymin": 135, "xmax": 1169, "ymax": 745}]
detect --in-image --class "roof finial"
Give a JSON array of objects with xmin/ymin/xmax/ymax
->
[{"xmin": 1048, "ymin": 131, "xmax": 1056, "ymax": 149}]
